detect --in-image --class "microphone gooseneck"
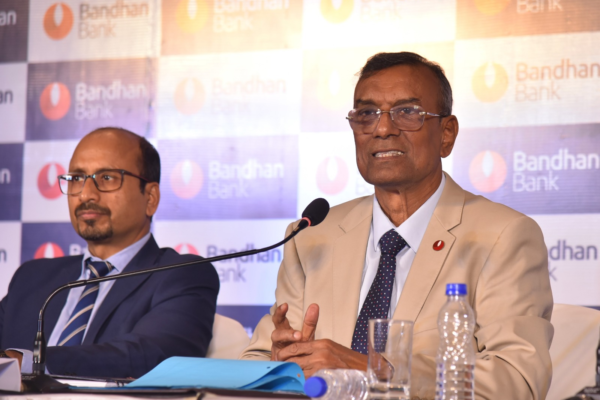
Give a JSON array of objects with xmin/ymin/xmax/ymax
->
[{"xmin": 30, "ymin": 198, "xmax": 330, "ymax": 384}]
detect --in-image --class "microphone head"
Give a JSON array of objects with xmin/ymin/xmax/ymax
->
[{"xmin": 301, "ymin": 198, "xmax": 330, "ymax": 227}]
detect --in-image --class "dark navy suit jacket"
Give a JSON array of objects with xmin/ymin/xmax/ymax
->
[{"xmin": 0, "ymin": 235, "xmax": 219, "ymax": 378}]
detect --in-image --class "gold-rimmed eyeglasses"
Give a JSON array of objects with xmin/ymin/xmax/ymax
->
[
  {"xmin": 346, "ymin": 104, "xmax": 448, "ymax": 134},
  {"xmin": 58, "ymin": 169, "xmax": 149, "ymax": 195}
]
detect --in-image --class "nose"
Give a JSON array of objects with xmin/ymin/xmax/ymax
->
[
  {"xmin": 79, "ymin": 176, "xmax": 100, "ymax": 202},
  {"xmin": 372, "ymin": 111, "xmax": 399, "ymax": 138}
]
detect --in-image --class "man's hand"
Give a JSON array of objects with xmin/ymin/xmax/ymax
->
[
  {"xmin": 4, "ymin": 350, "xmax": 23, "ymax": 370},
  {"xmin": 271, "ymin": 303, "xmax": 320, "ymax": 361},
  {"xmin": 272, "ymin": 303, "xmax": 367, "ymax": 377},
  {"xmin": 276, "ymin": 339, "xmax": 368, "ymax": 378}
]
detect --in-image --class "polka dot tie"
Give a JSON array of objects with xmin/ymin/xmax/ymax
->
[{"xmin": 351, "ymin": 229, "xmax": 407, "ymax": 355}]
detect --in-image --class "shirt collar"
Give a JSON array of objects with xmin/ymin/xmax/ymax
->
[
  {"xmin": 372, "ymin": 174, "xmax": 446, "ymax": 253},
  {"xmin": 82, "ymin": 232, "xmax": 152, "ymax": 275}
]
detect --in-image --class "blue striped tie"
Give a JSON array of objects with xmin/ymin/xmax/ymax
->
[
  {"xmin": 351, "ymin": 229, "xmax": 407, "ymax": 354},
  {"xmin": 57, "ymin": 260, "xmax": 113, "ymax": 347}
]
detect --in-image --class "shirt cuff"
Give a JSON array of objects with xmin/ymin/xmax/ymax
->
[{"xmin": 6, "ymin": 348, "xmax": 33, "ymax": 374}]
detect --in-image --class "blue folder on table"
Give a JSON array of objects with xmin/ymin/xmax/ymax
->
[{"xmin": 125, "ymin": 357, "xmax": 305, "ymax": 394}]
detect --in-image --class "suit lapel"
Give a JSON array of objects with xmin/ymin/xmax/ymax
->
[
  {"xmin": 83, "ymin": 236, "xmax": 162, "ymax": 344},
  {"xmin": 332, "ymin": 196, "xmax": 373, "ymax": 347},
  {"xmin": 392, "ymin": 173, "xmax": 465, "ymax": 323},
  {"xmin": 44, "ymin": 258, "xmax": 83, "ymax": 337}
]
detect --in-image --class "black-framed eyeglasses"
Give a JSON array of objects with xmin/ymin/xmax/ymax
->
[
  {"xmin": 58, "ymin": 169, "xmax": 149, "ymax": 195},
  {"xmin": 346, "ymin": 104, "xmax": 448, "ymax": 134}
]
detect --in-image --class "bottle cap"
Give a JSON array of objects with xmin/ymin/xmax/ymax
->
[
  {"xmin": 446, "ymin": 283, "xmax": 467, "ymax": 296},
  {"xmin": 304, "ymin": 376, "xmax": 328, "ymax": 398}
]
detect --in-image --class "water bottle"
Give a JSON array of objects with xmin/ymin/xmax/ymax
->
[
  {"xmin": 304, "ymin": 369, "xmax": 368, "ymax": 400},
  {"xmin": 435, "ymin": 283, "xmax": 476, "ymax": 400}
]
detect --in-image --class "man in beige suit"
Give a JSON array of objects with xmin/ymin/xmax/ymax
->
[{"xmin": 241, "ymin": 52, "xmax": 553, "ymax": 400}]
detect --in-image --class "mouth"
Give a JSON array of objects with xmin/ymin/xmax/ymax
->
[
  {"xmin": 373, "ymin": 150, "xmax": 405, "ymax": 158},
  {"xmin": 77, "ymin": 210, "xmax": 106, "ymax": 219}
]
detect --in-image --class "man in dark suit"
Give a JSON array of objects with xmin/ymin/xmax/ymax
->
[{"xmin": 0, "ymin": 127, "xmax": 219, "ymax": 378}]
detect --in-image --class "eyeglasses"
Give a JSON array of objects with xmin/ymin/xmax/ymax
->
[
  {"xmin": 346, "ymin": 104, "xmax": 448, "ymax": 134},
  {"xmin": 58, "ymin": 169, "xmax": 149, "ymax": 195}
]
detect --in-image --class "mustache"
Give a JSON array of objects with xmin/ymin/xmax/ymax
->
[{"xmin": 75, "ymin": 203, "xmax": 111, "ymax": 216}]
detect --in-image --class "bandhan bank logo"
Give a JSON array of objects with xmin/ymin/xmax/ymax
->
[
  {"xmin": 40, "ymin": 83, "xmax": 71, "ymax": 121},
  {"xmin": 316, "ymin": 157, "xmax": 349, "ymax": 195},
  {"xmin": 472, "ymin": 63, "xmax": 509, "ymax": 103},
  {"xmin": 321, "ymin": 0, "xmax": 353, "ymax": 23},
  {"xmin": 38, "ymin": 163, "xmax": 66, "ymax": 199},
  {"xmin": 44, "ymin": 3, "xmax": 74, "ymax": 40},
  {"xmin": 474, "ymin": 0, "xmax": 511, "ymax": 16},
  {"xmin": 176, "ymin": 0, "xmax": 210, "ymax": 33},
  {"xmin": 469, "ymin": 151, "xmax": 507, "ymax": 193},
  {"xmin": 174, "ymin": 78, "xmax": 205, "ymax": 115},
  {"xmin": 317, "ymin": 68, "xmax": 352, "ymax": 110},
  {"xmin": 170, "ymin": 160, "xmax": 204, "ymax": 199},
  {"xmin": 175, "ymin": 243, "xmax": 199, "ymax": 255},
  {"xmin": 34, "ymin": 242, "xmax": 65, "ymax": 259}
]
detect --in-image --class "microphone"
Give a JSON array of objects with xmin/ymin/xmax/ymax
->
[{"xmin": 24, "ymin": 198, "xmax": 330, "ymax": 392}]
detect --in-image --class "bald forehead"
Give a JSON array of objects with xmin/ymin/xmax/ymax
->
[{"xmin": 71, "ymin": 129, "xmax": 142, "ymax": 172}]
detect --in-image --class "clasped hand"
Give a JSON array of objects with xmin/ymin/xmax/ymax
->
[{"xmin": 270, "ymin": 303, "xmax": 367, "ymax": 377}]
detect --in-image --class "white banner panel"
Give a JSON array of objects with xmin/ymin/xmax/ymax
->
[
  {"xmin": 28, "ymin": 0, "xmax": 158, "ymax": 62},
  {"xmin": 0, "ymin": 63, "xmax": 27, "ymax": 143},
  {"xmin": 0, "ymin": 222, "xmax": 22, "ymax": 299},
  {"xmin": 302, "ymin": 0, "xmax": 455, "ymax": 49},
  {"xmin": 531, "ymin": 214, "xmax": 600, "ymax": 306},
  {"xmin": 156, "ymin": 50, "xmax": 302, "ymax": 138},
  {"xmin": 22, "ymin": 140, "xmax": 78, "ymax": 222},
  {"xmin": 454, "ymin": 32, "xmax": 600, "ymax": 128}
]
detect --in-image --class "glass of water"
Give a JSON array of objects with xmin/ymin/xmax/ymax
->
[{"xmin": 368, "ymin": 319, "xmax": 413, "ymax": 400}]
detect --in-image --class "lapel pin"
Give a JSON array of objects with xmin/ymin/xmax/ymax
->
[{"xmin": 433, "ymin": 240, "xmax": 444, "ymax": 251}]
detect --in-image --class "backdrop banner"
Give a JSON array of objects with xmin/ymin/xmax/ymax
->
[{"xmin": 1, "ymin": 0, "xmax": 599, "ymax": 335}]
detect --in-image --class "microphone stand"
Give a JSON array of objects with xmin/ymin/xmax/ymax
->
[{"xmin": 23, "ymin": 219, "xmax": 312, "ymax": 393}]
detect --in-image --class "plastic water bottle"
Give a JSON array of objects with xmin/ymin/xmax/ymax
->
[
  {"xmin": 435, "ymin": 283, "xmax": 476, "ymax": 400},
  {"xmin": 304, "ymin": 369, "xmax": 368, "ymax": 400}
]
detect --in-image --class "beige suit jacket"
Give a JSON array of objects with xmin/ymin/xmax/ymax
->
[{"xmin": 241, "ymin": 174, "xmax": 553, "ymax": 400}]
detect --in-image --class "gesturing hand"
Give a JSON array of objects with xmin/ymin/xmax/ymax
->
[{"xmin": 270, "ymin": 303, "xmax": 320, "ymax": 361}]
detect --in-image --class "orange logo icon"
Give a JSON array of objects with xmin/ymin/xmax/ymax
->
[
  {"xmin": 34, "ymin": 242, "xmax": 65, "ymax": 259},
  {"xmin": 317, "ymin": 68, "xmax": 351, "ymax": 110},
  {"xmin": 174, "ymin": 78, "xmax": 205, "ymax": 115},
  {"xmin": 320, "ymin": 0, "xmax": 354, "ymax": 23},
  {"xmin": 469, "ymin": 150, "xmax": 507, "ymax": 193},
  {"xmin": 316, "ymin": 157, "xmax": 349, "ymax": 195},
  {"xmin": 38, "ymin": 162, "xmax": 66, "ymax": 199},
  {"xmin": 43, "ymin": 3, "xmax": 74, "ymax": 40},
  {"xmin": 170, "ymin": 160, "xmax": 204, "ymax": 199},
  {"xmin": 40, "ymin": 82, "xmax": 71, "ymax": 121},
  {"xmin": 175, "ymin": 243, "xmax": 199, "ymax": 255},
  {"xmin": 176, "ymin": 0, "xmax": 210, "ymax": 33},
  {"xmin": 474, "ymin": 0, "xmax": 511, "ymax": 16},
  {"xmin": 472, "ymin": 63, "xmax": 509, "ymax": 103}
]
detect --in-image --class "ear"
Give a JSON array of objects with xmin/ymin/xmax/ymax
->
[
  {"xmin": 144, "ymin": 182, "xmax": 160, "ymax": 218},
  {"xmin": 439, "ymin": 115, "xmax": 459, "ymax": 158}
]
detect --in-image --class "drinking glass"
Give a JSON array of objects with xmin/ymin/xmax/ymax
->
[{"xmin": 368, "ymin": 319, "xmax": 413, "ymax": 400}]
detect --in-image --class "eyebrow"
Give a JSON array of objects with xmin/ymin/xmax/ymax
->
[
  {"xmin": 68, "ymin": 167, "xmax": 120, "ymax": 174},
  {"xmin": 354, "ymin": 97, "xmax": 421, "ymax": 108}
]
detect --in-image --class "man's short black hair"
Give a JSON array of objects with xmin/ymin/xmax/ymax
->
[
  {"xmin": 90, "ymin": 127, "xmax": 160, "ymax": 193},
  {"xmin": 358, "ymin": 52, "xmax": 453, "ymax": 116}
]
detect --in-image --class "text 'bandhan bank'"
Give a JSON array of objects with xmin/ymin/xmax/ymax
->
[
  {"xmin": 208, "ymin": 159, "xmax": 284, "ymax": 199},
  {"xmin": 79, "ymin": 1, "xmax": 148, "ymax": 38},
  {"xmin": 516, "ymin": 59, "xmax": 600, "ymax": 102},
  {"xmin": 513, "ymin": 148, "xmax": 599, "ymax": 192},
  {"xmin": 76, "ymin": 80, "xmax": 148, "ymax": 120}
]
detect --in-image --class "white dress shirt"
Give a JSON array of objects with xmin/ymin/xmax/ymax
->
[
  {"xmin": 358, "ymin": 175, "xmax": 445, "ymax": 318},
  {"xmin": 16, "ymin": 232, "xmax": 151, "ymax": 373}
]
